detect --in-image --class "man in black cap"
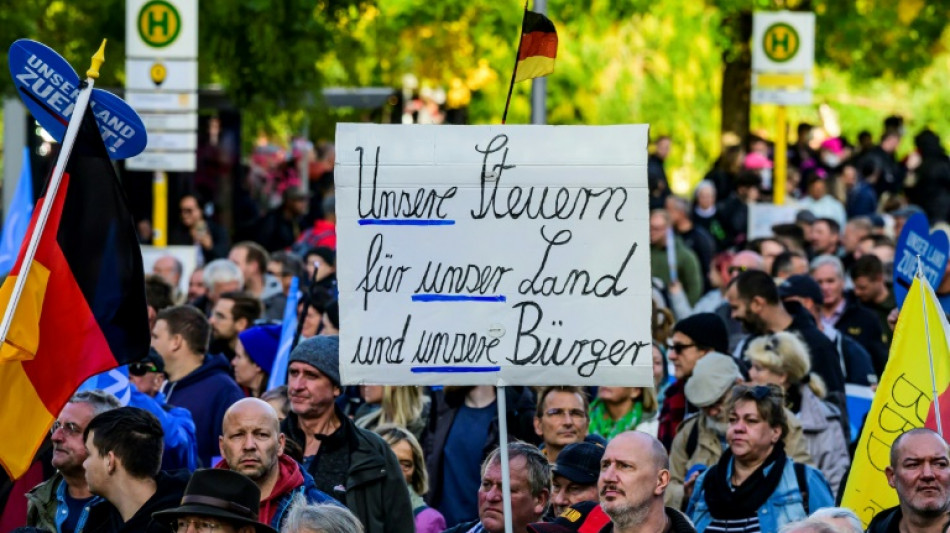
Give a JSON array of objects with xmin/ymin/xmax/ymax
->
[
  {"xmin": 779, "ymin": 274, "xmax": 877, "ymax": 386},
  {"xmin": 279, "ymin": 335, "xmax": 413, "ymax": 533},
  {"xmin": 153, "ymin": 469, "xmax": 277, "ymax": 533},
  {"xmin": 657, "ymin": 312, "xmax": 729, "ymax": 450},
  {"xmin": 128, "ymin": 348, "xmax": 166, "ymax": 398},
  {"xmin": 550, "ymin": 442, "xmax": 605, "ymax": 517}
]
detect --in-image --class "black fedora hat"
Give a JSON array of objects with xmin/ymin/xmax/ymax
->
[{"xmin": 153, "ymin": 469, "xmax": 277, "ymax": 533}]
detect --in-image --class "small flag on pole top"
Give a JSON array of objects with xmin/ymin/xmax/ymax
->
[{"xmin": 513, "ymin": 10, "xmax": 558, "ymax": 83}]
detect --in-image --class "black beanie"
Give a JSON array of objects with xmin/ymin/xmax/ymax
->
[{"xmin": 672, "ymin": 312, "xmax": 729, "ymax": 354}]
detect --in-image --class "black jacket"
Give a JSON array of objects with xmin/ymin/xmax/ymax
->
[
  {"xmin": 739, "ymin": 301, "xmax": 845, "ymax": 397},
  {"xmin": 84, "ymin": 470, "xmax": 189, "ymax": 533},
  {"xmin": 422, "ymin": 387, "xmax": 539, "ymax": 510},
  {"xmin": 866, "ymin": 505, "xmax": 902, "ymax": 533},
  {"xmin": 834, "ymin": 293, "xmax": 888, "ymax": 377},
  {"xmin": 281, "ymin": 407, "xmax": 414, "ymax": 533},
  {"xmin": 442, "ymin": 519, "xmax": 480, "ymax": 533}
]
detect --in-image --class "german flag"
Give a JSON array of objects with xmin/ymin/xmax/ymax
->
[
  {"xmin": 514, "ymin": 10, "xmax": 558, "ymax": 83},
  {"xmin": 0, "ymin": 105, "xmax": 149, "ymax": 479}
]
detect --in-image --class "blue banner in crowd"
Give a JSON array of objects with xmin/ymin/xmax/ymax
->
[
  {"xmin": 8, "ymin": 39, "xmax": 148, "ymax": 159},
  {"xmin": 893, "ymin": 212, "xmax": 949, "ymax": 309},
  {"xmin": 0, "ymin": 147, "xmax": 34, "ymax": 274},
  {"xmin": 268, "ymin": 276, "xmax": 300, "ymax": 390}
]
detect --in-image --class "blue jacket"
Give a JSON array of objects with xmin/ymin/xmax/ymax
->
[
  {"xmin": 686, "ymin": 457, "xmax": 834, "ymax": 532},
  {"xmin": 164, "ymin": 353, "xmax": 244, "ymax": 467}
]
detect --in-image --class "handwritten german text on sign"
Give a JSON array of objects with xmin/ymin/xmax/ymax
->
[{"xmin": 336, "ymin": 124, "xmax": 652, "ymax": 386}]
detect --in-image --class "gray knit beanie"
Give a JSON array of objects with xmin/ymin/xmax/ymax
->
[{"xmin": 288, "ymin": 335, "xmax": 340, "ymax": 386}]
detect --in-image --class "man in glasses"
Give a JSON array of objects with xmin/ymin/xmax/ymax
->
[
  {"xmin": 26, "ymin": 390, "xmax": 120, "ymax": 533},
  {"xmin": 169, "ymin": 194, "xmax": 229, "ymax": 264},
  {"xmin": 128, "ymin": 348, "xmax": 166, "ymax": 398},
  {"xmin": 533, "ymin": 386, "xmax": 591, "ymax": 464},
  {"xmin": 657, "ymin": 313, "xmax": 729, "ymax": 450}
]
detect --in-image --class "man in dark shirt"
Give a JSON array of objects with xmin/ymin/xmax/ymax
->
[{"xmin": 726, "ymin": 270, "xmax": 846, "ymax": 404}]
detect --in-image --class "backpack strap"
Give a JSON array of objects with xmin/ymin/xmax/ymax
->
[
  {"xmin": 685, "ymin": 418, "xmax": 700, "ymax": 458},
  {"xmin": 794, "ymin": 462, "xmax": 809, "ymax": 515}
]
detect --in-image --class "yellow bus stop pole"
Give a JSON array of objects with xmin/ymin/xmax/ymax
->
[
  {"xmin": 153, "ymin": 171, "xmax": 168, "ymax": 247},
  {"xmin": 774, "ymin": 105, "xmax": 787, "ymax": 205}
]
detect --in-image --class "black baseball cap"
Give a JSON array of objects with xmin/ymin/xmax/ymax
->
[
  {"xmin": 552, "ymin": 442, "xmax": 604, "ymax": 486},
  {"xmin": 778, "ymin": 274, "xmax": 824, "ymax": 306}
]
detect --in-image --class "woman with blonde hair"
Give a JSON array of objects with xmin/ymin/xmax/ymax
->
[
  {"xmin": 588, "ymin": 386, "xmax": 659, "ymax": 439},
  {"xmin": 746, "ymin": 331, "xmax": 849, "ymax": 494},
  {"xmin": 355, "ymin": 385, "xmax": 430, "ymax": 439},
  {"xmin": 376, "ymin": 425, "xmax": 446, "ymax": 533}
]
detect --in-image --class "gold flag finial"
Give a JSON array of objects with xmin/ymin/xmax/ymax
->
[{"xmin": 87, "ymin": 39, "xmax": 107, "ymax": 79}]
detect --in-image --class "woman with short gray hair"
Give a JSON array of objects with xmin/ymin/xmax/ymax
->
[{"xmin": 281, "ymin": 494, "xmax": 364, "ymax": 533}]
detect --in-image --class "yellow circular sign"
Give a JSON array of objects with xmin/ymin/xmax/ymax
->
[
  {"xmin": 762, "ymin": 23, "xmax": 800, "ymax": 63},
  {"xmin": 150, "ymin": 63, "xmax": 167, "ymax": 86},
  {"xmin": 138, "ymin": 0, "xmax": 181, "ymax": 48}
]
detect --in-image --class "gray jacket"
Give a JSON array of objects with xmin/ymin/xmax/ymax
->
[{"xmin": 797, "ymin": 384, "xmax": 850, "ymax": 495}]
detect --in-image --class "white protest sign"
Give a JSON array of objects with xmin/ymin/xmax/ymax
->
[
  {"xmin": 336, "ymin": 124, "xmax": 653, "ymax": 386},
  {"xmin": 748, "ymin": 203, "xmax": 799, "ymax": 240}
]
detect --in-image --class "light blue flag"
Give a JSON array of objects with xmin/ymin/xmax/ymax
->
[
  {"xmin": 268, "ymin": 276, "xmax": 301, "ymax": 390},
  {"xmin": 75, "ymin": 366, "xmax": 132, "ymax": 405},
  {"xmin": 0, "ymin": 147, "xmax": 35, "ymax": 274}
]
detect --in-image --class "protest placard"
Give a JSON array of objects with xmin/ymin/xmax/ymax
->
[{"xmin": 335, "ymin": 124, "xmax": 652, "ymax": 386}]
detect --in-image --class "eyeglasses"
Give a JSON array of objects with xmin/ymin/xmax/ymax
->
[
  {"xmin": 668, "ymin": 342, "xmax": 695, "ymax": 353},
  {"xmin": 173, "ymin": 519, "xmax": 224, "ymax": 532},
  {"xmin": 50, "ymin": 420, "xmax": 83, "ymax": 436},
  {"xmin": 129, "ymin": 362, "xmax": 159, "ymax": 376},
  {"xmin": 544, "ymin": 408, "xmax": 587, "ymax": 420}
]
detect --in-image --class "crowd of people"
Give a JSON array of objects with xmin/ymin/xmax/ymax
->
[{"xmin": 3, "ymin": 114, "xmax": 950, "ymax": 533}]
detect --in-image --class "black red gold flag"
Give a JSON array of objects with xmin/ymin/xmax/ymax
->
[{"xmin": 0, "ymin": 105, "xmax": 149, "ymax": 478}]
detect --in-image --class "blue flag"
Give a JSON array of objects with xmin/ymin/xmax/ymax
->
[
  {"xmin": 0, "ymin": 147, "xmax": 34, "ymax": 274},
  {"xmin": 268, "ymin": 276, "xmax": 300, "ymax": 390},
  {"xmin": 75, "ymin": 365, "xmax": 132, "ymax": 405}
]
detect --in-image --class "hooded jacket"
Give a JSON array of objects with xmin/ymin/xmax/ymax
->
[
  {"xmin": 281, "ymin": 407, "xmax": 414, "ymax": 533},
  {"xmin": 83, "ymin": 470, "xmax": 189, "ymax": 533},
  {"xmin": 164, "ymin": 353, "xmax": 245, "ymax": 467},
  {"xmin": 216, "ymin": 454, "xmax": 339, "ymax": 529}
]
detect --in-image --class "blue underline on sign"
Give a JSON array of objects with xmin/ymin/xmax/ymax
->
[
  {"xmin": 411, "ymin": 366, "xmax": 502, "ymax": 373},
  {"xmin": 411, "ymin": 294, "xmax": 507, "ymax": 302},
  {"xmin": 358, "ymin": 219, "xmax": 455, "ymax": 226}
]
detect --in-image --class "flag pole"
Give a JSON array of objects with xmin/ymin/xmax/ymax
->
[
  {"xmin": 502, "ymin": 1, "xmax": 529, "ymax": 125},
  {"xmin": 0, "ymin": 40, "xmax": 107, "ymax": 347},
  {"xmin": 917, "ymin": 255, "xmax": 944, "ymax": 435}
]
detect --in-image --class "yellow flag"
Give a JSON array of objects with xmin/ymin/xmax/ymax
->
[{"xmin": 841, "ymin": 275, "xmax": 950, "ymax": 527}]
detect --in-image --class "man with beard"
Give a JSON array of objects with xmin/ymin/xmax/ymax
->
[
  {"xmin": 725, "ymin": 270, "xmax": 845, "ymax": 403},
  {"xmin": 218, "ymin": 398, "xmax": 338, "ymax": 530},
  {"xmin": 597, "ymin": 432, "xmax": 695, "ymax": 533},
  {"xmin": 666, "ymin": 354, "xmax": 811, "ymax": 510},
  {"xmin": 26, "ymin": 391, "xmax": 121, "ymax": 532},
  {"xmin": 867, "ymin": 429, "xmax": 950, "ymax": 533}
]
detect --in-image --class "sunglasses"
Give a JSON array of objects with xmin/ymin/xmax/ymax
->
[
  {"xmin": 728, "ymin": 265, "xmax": 749, "ymax": 275},
  {"xmin": 129, "ymin": 362, "xmax": 159, "ymax": 376},
  {"xmin": 667, "ymin": 342, "xmax": 695, "ymax": 353}
]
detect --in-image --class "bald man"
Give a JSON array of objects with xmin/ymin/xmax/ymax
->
[
  {"xmin": 598, "ymin": 431, "xmax": 696, "ymax": 533},
  {"xmin": 218, "ymin": 398, "xmax": 338, "ymax": 530},
  {"xmin": 868, "ymin": 428, "xmax": 950, "ymax": 533}
]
